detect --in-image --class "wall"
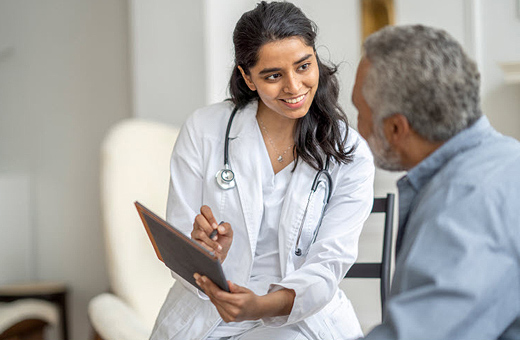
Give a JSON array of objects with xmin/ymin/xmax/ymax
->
[
  {"xmin": 130, "ymin": 0, "xmax": 206, "ymax": 126},
  {"xmin": 480, "ymin": 0, "xmax": 520, "ymax": 140},
  {"xmin": 0, "ymin": 1, "xmax": 131, "ymax": 339}
]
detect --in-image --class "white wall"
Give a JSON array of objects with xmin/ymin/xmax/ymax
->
[
  {"xmin": 0, "ymin": 174, "xmax": 33, "ymax": 284},
  {"xmin": 0, "ymin": 1, "xmax": 131, "ymax": 339},
  {"xmin": 130, "ymin": 0, "xmax": 206, "ymax": 126},
  {"xmin": 480, "ymin": 0, "xmax": 520, "ymax": 140}
]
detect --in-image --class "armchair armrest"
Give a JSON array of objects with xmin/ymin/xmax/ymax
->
[
  {"xmin": 88, "ymin": 293, "xmax": 152, "ymax": 340},
  {"xmin": 0, "ymin": 299, "xmax": 59, "ymax": 333}
]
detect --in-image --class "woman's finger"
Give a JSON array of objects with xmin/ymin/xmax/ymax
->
[
  {"xmin": 194, "ymin": 275, "xmax": 257, "ymax": 323},
  {"xmin": 192, "ymin": 215, "xmax": 222, "ymax": 252},
  {"xmin": 200, "ymin": 205, "xmax": 219, "ymax": 230},
  {"xmin": 217, "ymin": 222, "xmax": 233, "ymax": 238}
]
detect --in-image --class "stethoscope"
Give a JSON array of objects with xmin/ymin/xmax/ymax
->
[
  {"xmin": 215, "ymin": 107, "xmax": 333, "ymax": 256},
  {"xmin": 215, "ymin": 107, "xmax": 239, "ymax": 190}
]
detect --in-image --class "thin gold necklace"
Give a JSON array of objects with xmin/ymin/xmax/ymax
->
[{"xmin": 257, "ymin": 117, "xmax": 293, "ymax": 163}]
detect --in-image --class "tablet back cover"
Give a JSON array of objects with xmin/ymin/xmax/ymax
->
[{"xmin": 135, "ymin": 201, "xmax": 229, "ymax": 292}]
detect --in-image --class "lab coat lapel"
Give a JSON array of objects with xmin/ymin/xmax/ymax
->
[
  {"xmin": 227, "ymin": 102, "xmax": 264, "ymax": 254},
  {"xmin": 278, "ymin": 160, "xmax": 317, "ymax": 275}
]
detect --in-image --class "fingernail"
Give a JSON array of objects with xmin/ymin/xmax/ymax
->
[
  {"xmin": 212, "ymin": 222, "xmax": 218, "ymax": 229},
  {"xmin": 218, "ymin": 244, "xmax": 222, "ymax": 251},
  {"xmin": 218, "ymin": 226, "xmax": 226, "ymax": 233}
]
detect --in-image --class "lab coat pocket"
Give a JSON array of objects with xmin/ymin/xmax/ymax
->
[
  {"xmin": 151, "ymin": 282, "xmax": 204, "ymax": 339},
  {"xmin": 323, "ymin": 298, "xmax": 363, "ymax": 340}
]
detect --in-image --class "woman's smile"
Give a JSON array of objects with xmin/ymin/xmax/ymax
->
[{"xmin": 280, "ymin": 92, "xmax": 308, "ymax": 108}]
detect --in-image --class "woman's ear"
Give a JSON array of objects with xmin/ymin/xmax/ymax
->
[{"xmin": 237, "ymin": 65, "xmax": 256, "ymax": 91}]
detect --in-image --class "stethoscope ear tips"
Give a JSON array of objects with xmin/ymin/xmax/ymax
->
[{"xmin": 216, "ymin": 168, "xmax": 236, "ymax": 190}]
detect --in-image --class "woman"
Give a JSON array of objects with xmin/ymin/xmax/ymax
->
[{"xmin": 151, "ymin": 2, "xmax": 374, "ymax": 340}]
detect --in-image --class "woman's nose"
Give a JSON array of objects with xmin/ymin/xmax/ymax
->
[{"xmin": 283, "ymin": 73, "xmax": 302, "ymax": 94}]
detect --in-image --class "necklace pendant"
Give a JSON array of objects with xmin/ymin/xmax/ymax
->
[{"xmin": 277, "ymin": 155, "xmax": 283, "ymax": 163}]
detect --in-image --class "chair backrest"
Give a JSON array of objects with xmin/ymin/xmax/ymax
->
[
  {"xmin": 344, "ymin": 193, "xmax": 395, "ymax": 317},
  {"xmin": 100, "ymin": 118, "xmax": 180, "ymax": 329}
]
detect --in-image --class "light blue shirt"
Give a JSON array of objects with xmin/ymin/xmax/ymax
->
[{"xmin": 365, "ymin": 116, "xmax": 520, "ymax": 340}]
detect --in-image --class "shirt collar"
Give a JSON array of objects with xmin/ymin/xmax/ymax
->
[{"xmin": 399, "ymin": 116, "xmax": 492, "ymax": 192}]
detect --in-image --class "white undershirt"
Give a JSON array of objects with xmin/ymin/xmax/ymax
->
[
  {"xmin": 209, "ymin": 149, "xmax": 294, "ymax": 339},
  {"xmin": 248, "ymin": 161, "xmax": 292, "ymax": 295}
]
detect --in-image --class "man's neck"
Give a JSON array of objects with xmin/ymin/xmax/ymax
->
[{"xmin": 400, "ymin": 133, "xmax": 445, "ymax": 170}]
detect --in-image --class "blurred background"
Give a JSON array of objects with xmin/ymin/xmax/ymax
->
[{"xmin": 0, "ymin": 0, "xmax": 519, "ymax": 339}]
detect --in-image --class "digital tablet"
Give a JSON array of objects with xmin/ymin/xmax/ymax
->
[{"xmin": 134, "ymin": 201, "xmax": 229, "ymax": 292}]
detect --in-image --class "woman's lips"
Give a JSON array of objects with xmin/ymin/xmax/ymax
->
[
  {"xmin": 280, "ymin": 92, "xmax": 307, "ymax": 108},
  {"xmin": 282, "ymin": 93, "xmax": 306, "ymax": 104}
]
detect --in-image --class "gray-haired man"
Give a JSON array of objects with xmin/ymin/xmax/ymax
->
[{"xmin": 352, "ymin": 25, "xmax": 520, "ymax": 340}]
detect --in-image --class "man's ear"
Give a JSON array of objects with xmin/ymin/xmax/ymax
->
[
  {"xmin": 383, "ymin": 113, "xmax": 411, "ymax": 147},
  {"xmin": 237, "ymin": 65, "xmax": 256, "ymax": 91}
]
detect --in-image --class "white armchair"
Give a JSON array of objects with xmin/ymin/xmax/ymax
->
[{"xmin": 88, "ymin": 119, "xmax": 180, "ymax": 340}]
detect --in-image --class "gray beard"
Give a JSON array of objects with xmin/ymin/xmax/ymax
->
[{"xmin": 366, "ymin": 129, "xmax": 406, "ymax": 172}]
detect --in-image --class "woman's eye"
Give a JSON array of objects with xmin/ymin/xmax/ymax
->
[
  {"xmin": 299, "ymin": 63, "xmax": 311, "ymax": 71},
  {"xmin": 266, "ymin": 73, "xmax": 281, "ymax": 81}
]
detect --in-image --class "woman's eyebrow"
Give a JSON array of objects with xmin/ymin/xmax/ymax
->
[
  {"xmin": 293, "ymin": 53, "xmax": 313, "ymax": 65},
  {"xmin": 258, "ymin": 54, "xmax": 313, "ymax": 75}
]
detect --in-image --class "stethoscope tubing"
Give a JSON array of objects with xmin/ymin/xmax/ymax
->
[
  {"xmin": 216, "ymin": 106, "xmax": 333, "ymax": 256},
  {"xmin": 223, "ymin": 107, "xmax": 239, "ymax": 167},
  {"xmin": 294, "ymin": 167, "xmax": 332, "ymax": 256}
]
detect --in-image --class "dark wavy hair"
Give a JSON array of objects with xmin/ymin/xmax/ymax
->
[{"xmin": 228, "ymin": 1, "xmax": 354, "ymax": 170}]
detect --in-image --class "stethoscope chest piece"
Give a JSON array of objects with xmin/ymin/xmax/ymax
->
[{"xmin": 216, "ymin": 167, "xmax": 236, "ymax": 190}]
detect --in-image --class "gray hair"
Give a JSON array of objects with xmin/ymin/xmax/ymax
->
[{"xmin": 362, "ymin": 25, "xmax": 482, "ymax": 142}]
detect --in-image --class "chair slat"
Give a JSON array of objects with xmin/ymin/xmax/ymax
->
[{"xmin": 344, "ymin": 193, "xmax": 395, "ymax": 320}]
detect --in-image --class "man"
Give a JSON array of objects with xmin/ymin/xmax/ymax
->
[{"xmin": 352, "ymin": 25, "xmax": 520, "ymax": 340}]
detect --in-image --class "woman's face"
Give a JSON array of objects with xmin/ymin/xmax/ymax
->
[{"xmin": 239, "ymin": 37, "xmax": 319, "ymax": 120}]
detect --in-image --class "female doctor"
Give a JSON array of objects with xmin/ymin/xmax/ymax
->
[{"xmin": 150, "ymin": 2, "xmax": 374, "ymax": 340}]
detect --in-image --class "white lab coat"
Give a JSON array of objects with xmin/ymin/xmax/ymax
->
[{"xmin": 150, "ymin": 100, "xmax": 375, "ymax": 340}]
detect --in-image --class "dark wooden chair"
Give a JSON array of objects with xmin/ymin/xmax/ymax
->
[
  {"xmin": 345, "ymin": 193, "xmax": 396, "ymax": 319},
  {"xmin": 0, "ymin": 319, "xmax": 48, "ymax": 340},
  {"xmin": 0, "ymin": 283, "xmax": 68, "ymax": 340}
]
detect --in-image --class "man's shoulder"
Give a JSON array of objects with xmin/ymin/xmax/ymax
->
[
  {"xmin": 418, "ymin": 133, "xmax": 520, "ymax": 228},
  {"xmin": 440, "ymin": 131, "xmax": 520, "ymax": 187}
]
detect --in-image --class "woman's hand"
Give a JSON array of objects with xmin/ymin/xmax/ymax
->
[
  {"xmin": 194, "ymin": 274, "xmax": 261, "ymax": 322},
  {"xmin": 193, "ymin": 273, "xmax": 295, "ymax": 322},
  {"xmin": 191, "ymin": 205, "xmax": 233, "ymax": 262}
]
